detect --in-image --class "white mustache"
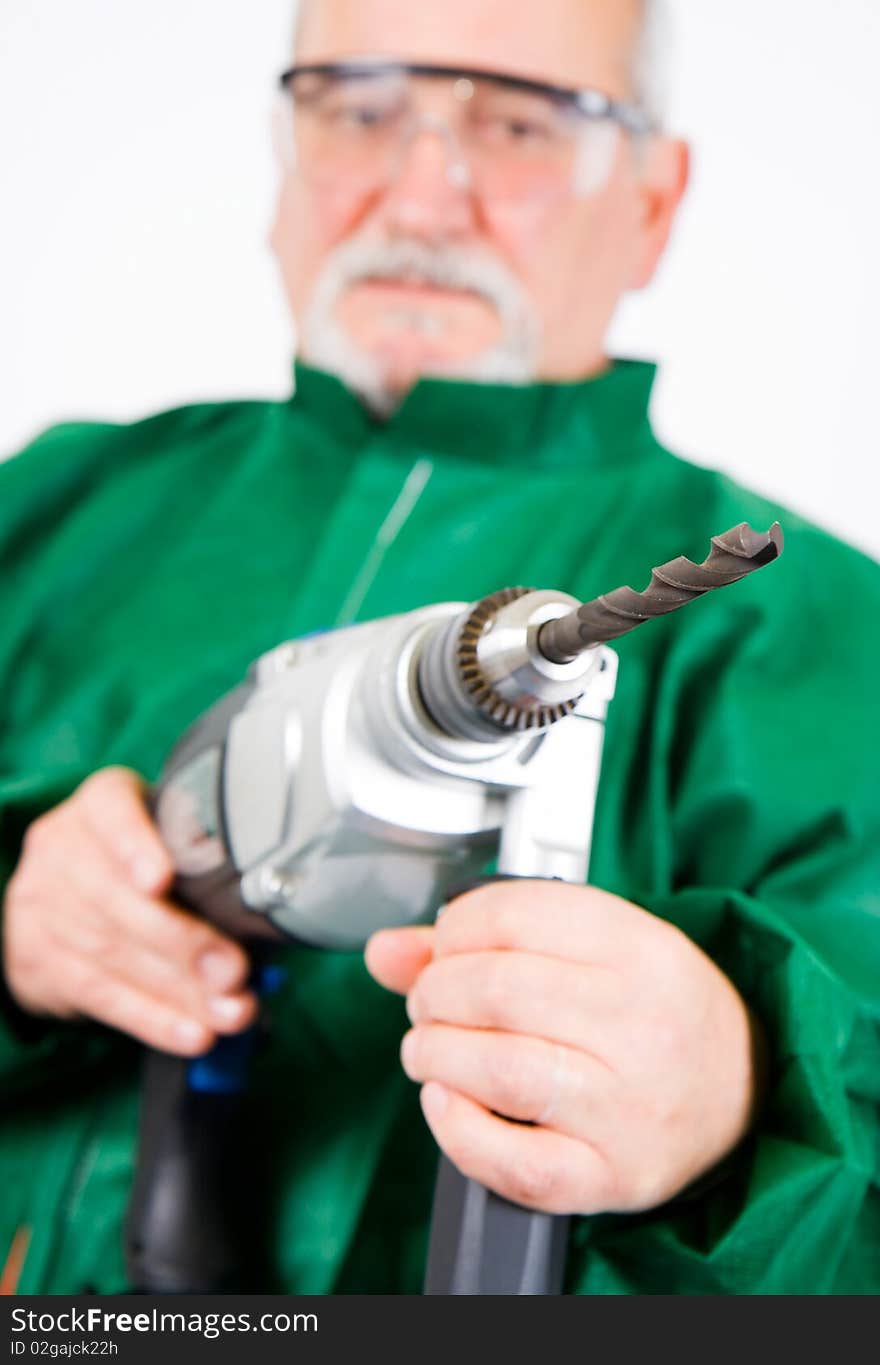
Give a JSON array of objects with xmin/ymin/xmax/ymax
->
[{"xmin": 329, "ymin": 238, "xmax": 522, "ymax": 308}]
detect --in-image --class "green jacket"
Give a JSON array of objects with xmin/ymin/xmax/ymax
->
[{"xmin": 1, "ymin": 361, "xmax": 878, "ymax": 1294}]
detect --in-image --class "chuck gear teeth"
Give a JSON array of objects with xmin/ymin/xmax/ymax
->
[{"xmin": 455, "ymin": 587, "xmax": 582, "ymax": 732}]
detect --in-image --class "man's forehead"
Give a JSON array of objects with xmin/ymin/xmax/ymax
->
[{"xmin": 294, "ymin": 0, "xmax": 644, "ymax": 97}]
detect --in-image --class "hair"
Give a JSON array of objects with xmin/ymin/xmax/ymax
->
[
  {"xmin": 633, "ymin": 0, "xmax": 669, "ymax": 128},
  {"xmin": 292, "ymin": 0, "xmax": 670, "ymax": 125}
]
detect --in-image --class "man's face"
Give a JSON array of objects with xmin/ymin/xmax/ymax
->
[{"xmin": 270, "ymin": 0, "xmax": 687, "ymax": 407}]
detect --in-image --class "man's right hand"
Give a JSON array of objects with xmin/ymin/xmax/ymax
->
[{"xmin": 1, "ymin": 767, "xmax": 258, "ymax": 1055}]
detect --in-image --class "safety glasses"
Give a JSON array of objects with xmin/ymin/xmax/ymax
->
[{"xmin": 276, "ymin": 59, "xmax": 655, "ymax": 203}]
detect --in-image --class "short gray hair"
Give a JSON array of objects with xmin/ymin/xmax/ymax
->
[{"xmin": 633, "ymin": 0, "xmax": 670, "ymax": 128}]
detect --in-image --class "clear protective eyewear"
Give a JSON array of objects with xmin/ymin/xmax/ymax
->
[{"xmin": 276, "ymin": 60, "xmax": 655, "ymax": 203}]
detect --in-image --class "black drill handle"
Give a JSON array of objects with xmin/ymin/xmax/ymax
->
[
  {"xmin": 423, "ymin": 876, "xmax": 569, "ymax": 1295},
  {"xmin": 125, "ymin": 758, "xmax": 273, "ymax": 1294},
  {"xmin": 125, "ymin": 1046, "xmax": 245, "ymax": 1293}
]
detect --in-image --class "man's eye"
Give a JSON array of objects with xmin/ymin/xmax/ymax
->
[
  {"xmin": 324, "ymin": 102, "xmax": 396, "ymax": 129},
  {"xmin": 476, "ymin": 115, "xmax": 554, "ymax": 145}
]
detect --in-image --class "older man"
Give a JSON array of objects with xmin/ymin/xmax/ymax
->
[{"xmin": 0, "ymin": 0, "xmax": 877, "ymax": 1294}]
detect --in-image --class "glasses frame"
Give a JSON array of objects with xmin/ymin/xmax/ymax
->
[{"xmin": 277, "ymin": 59, "xmax": 656, "ymax": 138}]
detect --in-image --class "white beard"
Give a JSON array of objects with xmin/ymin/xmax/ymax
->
[{"xmin": 299, "ymin": 236, "xmax": 542, "ymax": 417}]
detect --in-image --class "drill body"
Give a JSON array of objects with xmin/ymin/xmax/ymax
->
[
  {"xmin": 126, "ymin": 521, "xmax": 782, "ymax": 1294},
  {"xmin": 153, "ymin": 595, "xmax": 616, "ymax": 953}
]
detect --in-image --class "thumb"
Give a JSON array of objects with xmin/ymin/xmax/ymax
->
[{"xmin": 365, "ymin": 926, "xmax": 434, "ymax": 995}]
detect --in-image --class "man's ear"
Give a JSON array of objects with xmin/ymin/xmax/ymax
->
[{"xmin": 629, "ymin": 137, "xmax": 690, "ymax": 289}]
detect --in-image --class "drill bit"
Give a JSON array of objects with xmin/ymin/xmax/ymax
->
[{"xmin": 538, "ymin": 521, "xmax": 784, "ymax": 662}]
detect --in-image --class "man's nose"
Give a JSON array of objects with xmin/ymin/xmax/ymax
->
[{"xmin": 379, "ymin": 119, "xmax": 476, "ymax": 243}]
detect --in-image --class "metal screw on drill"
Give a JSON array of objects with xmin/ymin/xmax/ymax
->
[
  {"xmin": 257, "ymin": 866, "xmax": 302, "ymax": 905},
  {"xmin": 254, "ymin": 642, "xmax": 300, "ymax": 684}
]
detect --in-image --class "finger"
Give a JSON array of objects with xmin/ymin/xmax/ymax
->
[
  {"xmin": 407, "ymin": 950, "xmax": 619, "ymax": 1054},
  {"xmin": 44, "ymin": 910, "xmax": 258, "ymax": 1036},
  {"xmin": 60, "ymin": 949, "xmax": 222, "ymax": 1056},
  {"xmin": 5, "ymin": 883, "xmax": 257, "ymax": 1041},
  {"xmin": 433, "ymin": 880, "xmax": 649, "ymax": 967},
  {"xmin": 41, "ymin": 832, "xmax": 250, "ymax": 994},
  {"xmin": 419, "ymin": 1083, "xmax": 616, "ymax": 1215},
  {"xmin": 76, "ymin": 767, "xmax": 175, "ymax": 894},
  {"xmin": 402, "ymin": 1024, "xmax": 608, "ymax": 1133},
  {"xmin": 365, "ymin": 926, "xmax": 435, "ymax": 994}
]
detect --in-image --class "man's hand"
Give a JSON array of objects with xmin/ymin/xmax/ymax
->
[
  {"xmin": 2, "ymin": 767, "xmax": 257, "ymax": 1055},
  {"xmin": 365, "ymin": 881, "xmax": 764, "ymax": 1215}
]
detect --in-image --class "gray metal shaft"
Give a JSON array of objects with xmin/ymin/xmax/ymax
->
[{"xmin": 538, "ymin": 521, "xmax": 783, "ymax": 661}]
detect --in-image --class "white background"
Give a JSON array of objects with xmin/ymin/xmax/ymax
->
[{"xmin": 1, "ymin": 1, "xmax": 878, "ymax": 558}]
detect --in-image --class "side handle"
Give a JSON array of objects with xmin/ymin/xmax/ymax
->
[{"xmin": 422, "ymin": 876, "xmax": 569, "ymax": 1296}]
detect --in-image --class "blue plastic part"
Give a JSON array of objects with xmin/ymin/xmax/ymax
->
[
  {"xmin": 185, "ymin": 960, "xmax": 288, "ymax": 1094},
  {"xmin": 187, "ymin": 1029, "xmax": 259, "ymax": 1094},
  {"xmin": 255, "ymin": 963, "xmax": 287, "ymax": 995}
]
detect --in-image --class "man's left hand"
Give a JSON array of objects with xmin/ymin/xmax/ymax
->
[{"xmin": 365, "ymin": 881, "xmax": 764, "ymax": 1215}]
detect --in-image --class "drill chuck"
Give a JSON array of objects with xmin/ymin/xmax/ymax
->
[{"xmin": 417, "ymin": 587, "xmax": 602, "ymax": 738}]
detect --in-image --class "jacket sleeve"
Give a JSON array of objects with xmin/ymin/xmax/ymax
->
[
  {"xmin": 576, "ymin": 522, "xmax": 880, "ymax": 1295},
  {"xmin": 0, "ymin": 426, "xmax": 124, "ymax": 1097}
]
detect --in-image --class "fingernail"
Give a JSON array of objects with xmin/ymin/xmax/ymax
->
[
  {"xmin": 420, "ymin": 1082, "xmax": 449, "ymax": 1123},
  {"xmin": 400, "ymin": 1029, "xmax": 418, "ymax": 1075},
  {"xmin": 199, "ymin": 951, "xmax": 239, "ymax": 990},
  {"xmin": 174, "ymin": 1018, "xmax": 207, "ymax": 1051},
  {"xmin": 131, "ymin": 854, "xmax": 163, "ymax": 891},
  {"xmin": 210, "ymin": 996, "xmax": 246, "ymax": 1025},
  {"xmin": 435, "ymin": 903, "xmax": 449, "ymax": 920},
  {"xmin": 406, "ymin": 993, "xmax": 421, "ymax": 1025}
]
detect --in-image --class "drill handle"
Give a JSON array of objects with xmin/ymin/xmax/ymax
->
[
  {"xmin": 424, "ymin": 1155, "xmax": 568, "ymax": 1295},
  {"xmin": 423, "ymin": 699, "xmax": 612, "ymax": 1295},
  {"xmin": 422, "ymin": 875, "xmax": 571, "ymax": 1296},
  {"xmin": 125, "ymin": 942, "xmax": 276, "ymax": 1293},
  {"xmin": 125, "ymin": 1046, "xmax": 246, "ymax": 1293}
]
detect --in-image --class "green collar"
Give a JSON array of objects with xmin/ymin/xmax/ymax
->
[{"xmin": 289, "ymin": 358, "xmax": 661, "ymax": 469}]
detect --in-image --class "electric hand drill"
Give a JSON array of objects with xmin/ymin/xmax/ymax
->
[{"xmin": 125, "ymin": 521, "xmax": 782, "ymax": 1295}]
